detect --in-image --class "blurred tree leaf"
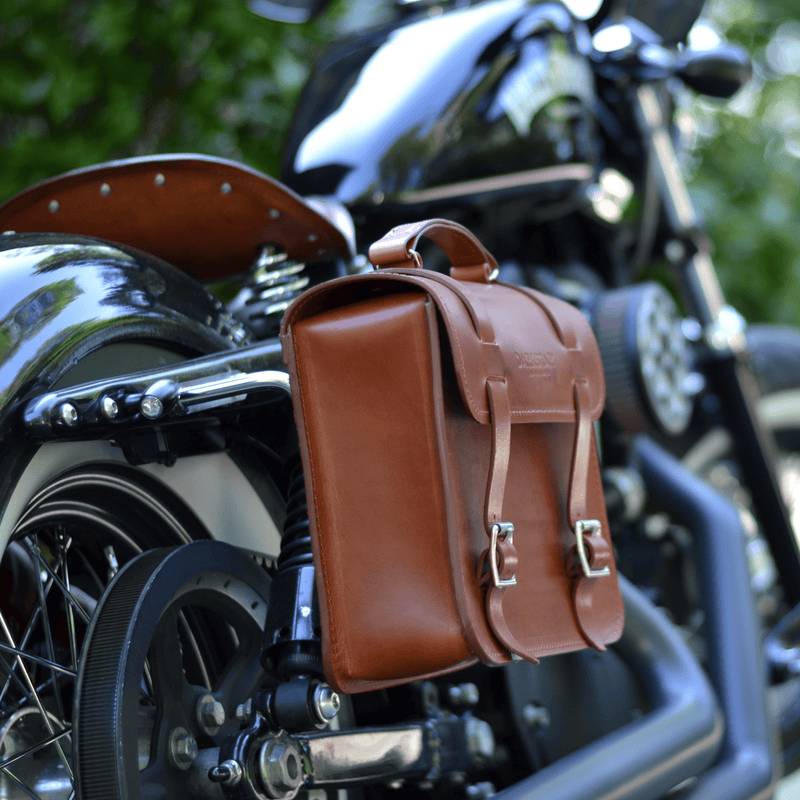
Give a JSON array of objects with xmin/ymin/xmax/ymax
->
[
  {"xmin": 0, "ymin": 0, "xmax": 340, "ymax": 202},
  {"xmin": 2, "ymin": 0, "xmax": 798, "ymax": 331},
  {"xmin": 687, "ymin": 0, "xmax": 800, "ymax": 326}
]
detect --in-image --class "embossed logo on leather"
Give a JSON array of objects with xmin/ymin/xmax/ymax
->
[{"xmin": 514, "ymin": 351, "xmax": 557, "ymax": 382}]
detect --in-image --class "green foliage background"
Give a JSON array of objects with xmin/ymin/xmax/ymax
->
[
  {"xmin": 1, "ymin": 0, "xmax": 798, "ymax": 326},
  {"xmin": 686, "ymin": 0, "xmax": 800, "ymax": 326},
  {"xmin": 0, "ymin": 0, "xmax": 333, "ymax": 198}
]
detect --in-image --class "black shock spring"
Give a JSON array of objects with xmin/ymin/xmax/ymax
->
[
  {"xmin": 260, "ymin": 433, "xmax": 322, "ymax": 679},
  {"xmin": 277, "ymin": 456, "xmax": 314, "ymax": 571}
]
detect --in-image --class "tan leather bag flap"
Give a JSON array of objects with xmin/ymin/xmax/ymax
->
[{"xmin": 367, "ymin": 219, "xmax": 605, "ymax": 425}]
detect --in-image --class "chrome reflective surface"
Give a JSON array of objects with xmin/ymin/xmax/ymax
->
[
  {"xmin": 0, "ymin": 233, "xmax": 242, "ymax": 432},
  {"xmin": 305, "ymin": 727, "xmax": 427, "ymax": 784},
  {"xmin": 22, "ymin": 340, "xmax": 287, "ymax": 441}
]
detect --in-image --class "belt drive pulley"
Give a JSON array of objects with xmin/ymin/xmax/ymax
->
[
  {"xmin": 73, "ymin": 541, "xmax": 273, "ymax": 800},
  {"xmin": 74, "ymin": 541, "xmax": 497, "ymax": 800}
]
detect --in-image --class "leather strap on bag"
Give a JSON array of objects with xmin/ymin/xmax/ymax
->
[
  {"xmin": 566, "ymin": 380, "xmax": 612, "ymax": 651},
  {"xmin": 369, "ymin": 219, "xmax": 609, "ymax": 660},
  {"xmin": 368, "ymin": 218, "xmax": 499, "ymax": 283}
]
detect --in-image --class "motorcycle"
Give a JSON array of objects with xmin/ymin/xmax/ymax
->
[{"xmin": 0, "ymin": 0, "xmax": 797, "ymax": 797}]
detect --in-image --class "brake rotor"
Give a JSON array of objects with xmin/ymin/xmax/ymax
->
[{"xmin": 73, "ymin": 540, "xmax": 273, "ymax": 800}]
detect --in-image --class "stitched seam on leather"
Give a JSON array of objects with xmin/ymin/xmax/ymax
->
[
  {"xmin": 293, "ymin": 273, "xmax": 586, "ymax": 422},
  {"xmin": 386, "ymin": 268, "xmax": 484, "ymax": 338},
  {"xmin": 409, "ymin": 275, "xmax": 590, "ymax": 423},
  {"xmin": 424, "ymin": 299, "xmax": 476, "ymax": 662},
  {"xmin": 501, "ymin": 282, "xmax": 576, "ymax": 350},
  {"xmin": 291, "ymin": 328, "xmax": 345, "ymax": 681}
]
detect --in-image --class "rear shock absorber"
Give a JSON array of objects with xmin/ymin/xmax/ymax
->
[
  {"xmin": 261, "ymin": 432, "xmax": 323, "ymax": 681},
  {"xmin": 229, "ymin": 246, "xmax": 309, "ymax": 339}
]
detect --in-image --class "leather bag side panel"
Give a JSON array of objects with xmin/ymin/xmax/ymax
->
[{"xmin": 286, "ymin": 292, "xmax": 476, "ymax": 693}]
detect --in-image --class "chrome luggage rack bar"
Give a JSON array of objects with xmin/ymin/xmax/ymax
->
[{"xmin": 22, "ymin": 340, "xmax": 290, "ymax": 441}]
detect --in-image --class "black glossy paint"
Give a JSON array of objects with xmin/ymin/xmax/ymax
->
[
  {"xmin": 0, "ymin": 232, "xmax": 240, "ymax": 433},
  {"xmin": 282, "ymin": 0, "xmax": 597, "ymax": 211}
]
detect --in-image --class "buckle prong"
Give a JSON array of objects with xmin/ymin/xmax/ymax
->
[
  {"xmin": 490, "ymin": 522, "xmax": 517, "ymax": 588},
  {"xmin": 574, "ymin": 519, "xmax": 611, "ymax": 578}
]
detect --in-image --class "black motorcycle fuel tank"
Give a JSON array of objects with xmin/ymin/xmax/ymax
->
[{"xmin": 281, "ymin": 0, "xmax": 598, "ymax": 215}]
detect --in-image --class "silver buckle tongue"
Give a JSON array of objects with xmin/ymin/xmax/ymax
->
[
  {"xmin": 490, "ymin": 522, "xmax": 517, "ymax": 588},
  {"xmin": 574, "ymin": 520, "xmax": 610, "ymax": 578}
]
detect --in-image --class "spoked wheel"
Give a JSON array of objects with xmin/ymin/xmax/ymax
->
[
  {"xmin": 74, "ymin": 541, "xmax": 271, "ymax": 800},
  {"xmin": 0, "ymin": 462, "xmax": 218, "ymax": 800},
  {"xmin": 0, "ymin": 458, "xmax": 279, "ymax": 800}
]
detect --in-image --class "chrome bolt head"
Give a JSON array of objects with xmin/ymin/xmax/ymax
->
[
  {"xmin": 101, "ymin": 396, "xmax": 119, "ymax": 420},
  {"xmin": 196, "ymin": 693, "xmax": 225, "ymax": 735},
  {"xmin": 236, "ymin": 698, "xmax": 253, "ymax": 724},
  {"xmin": 521, "ymin": 703, "xmax": 551, "ymax": 730},
  {"xmin": 58, "ymin": 403, "xmax": 79, "ymax": 427},
  {"xmin": 167, "ymin": 727, "xmax": 198, "ymax": 770},
  {"xmin": 448, "ymin": 682, "xmax": 480, "ymax": 707},
  {"xmin": 140, "ymin": 395, "xmax": 163, "ymax": 419},
  {"xmin": 209, "ymin": 759, "xmax": 243, "ymax": 785},
  {"xmin": 466, "ymin": 717, "xmax": 495, "ymax": 761},
  {"xmin": 465, "ymin": 781, "xmax": 496, "ymax": 800},
  {"xmin": 313, "ymin": 684, "xmax": 340, "ymax": 724}
]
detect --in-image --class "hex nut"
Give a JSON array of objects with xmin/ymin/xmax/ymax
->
[
  {"xmin": 236, "ymin": 698, "xmax": 253, "ymax": 724},
  {"xmin": 196, "ymin": 693, "xmax": 226, "ymax": 735},
  {"xmin": 258, "ymin": 738, "xmax": 303, "ymax": 797},
  {"xmin": 168, "ymin": 727, "xmax": 198, "ymax": 770}
]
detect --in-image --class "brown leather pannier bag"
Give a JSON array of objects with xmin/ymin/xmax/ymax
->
[{"xmin": 280, "ymin": 219, "xmax": 624, "ymax": 694}]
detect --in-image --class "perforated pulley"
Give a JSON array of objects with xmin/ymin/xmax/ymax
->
[{"xmin": 592, "ymin": 282, "xmax": 696, "ymax": 436}]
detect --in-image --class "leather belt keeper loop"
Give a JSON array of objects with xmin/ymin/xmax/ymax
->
[
  {"xmin": 484, "ymin": 377, "xmax": 511, "ymax": 532},
  {"xmin": 569, "ymin": 379, "xmax": 594, "ymax": 526}
]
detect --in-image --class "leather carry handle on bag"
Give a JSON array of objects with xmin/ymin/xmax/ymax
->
[{"xmin": 281, "ymin": 218, "xmax": 624, "ymax": 694}]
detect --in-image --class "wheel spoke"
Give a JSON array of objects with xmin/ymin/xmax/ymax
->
[
  {"xmin": 0, "ymin": 766, "xmax": 40, "ymax": 800},
  {"xmin": 0, "ymin": 726, "xmax": 72, "ymax": 771},
  {"xmin": 0, "ymin": 605, "xmax": 74, "ymax": 781},
  {"xmin": 0, "ymin": 641, "xmax": 78, "ymax": 678},
  {"xmin": 55, "ymin": 532, "xmax": 80, "ymax": 672},
  {"xmin": 0, "ymin": 649, "xmax": 36, "ymax": 714},
  {"xmin": 29, "ymin": 534, "xmax": 70, "ymax": 723},
  {"xmin": 23, "ymin": 537, "xmax": 91, "ymax": 627}
]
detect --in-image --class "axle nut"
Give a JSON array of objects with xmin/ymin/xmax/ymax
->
[{"xmin": 258, "ymin": 737, "xmax": 303, "ymax": 798}]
